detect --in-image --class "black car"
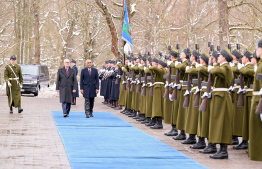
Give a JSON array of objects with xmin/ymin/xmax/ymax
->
[{"xmin": 20, "ymin": 64, "xmax": 50, "ymax": 96}]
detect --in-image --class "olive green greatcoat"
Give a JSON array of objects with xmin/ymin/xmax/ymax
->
[
  {"xmin": 162, "ymin": 67, "xmax": 173, "ymax": 124},
  {"xmin": 4, "ymin": 64, "xmax": 23, "ymax": 107},
  {"xmin": 130, "ymin": 64, "xmax": 140, "ymax": 111},
  {"xmin": 175, "ymin": 60, "xmax": 189, "ymax": 130},
  {"xmin": 184, "ymin": 62, "xmax": 199, "ymax": 135},
  {"xmin": 249, "ymin": 59, "xmax": 262, "ymax": 161},
  {"xmin": 144, "ymin": 67, "xmax": 153, "ymax": 118},
  {"xmin": 149, "ymin": 66, "xmax": 166, "ymax": 118},
  {"xmin": 208, "ymin": 63, "xmax": 233, "ymax": 144},
  {"xmin": 117, "ymin": 63, "xmax": 126, "ymax": 106},
  {"xmin": 138, "ymin": 65, "xmax": 145, "ymax": 114}
]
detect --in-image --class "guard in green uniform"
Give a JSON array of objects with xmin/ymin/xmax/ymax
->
[
  {"xmin": 4, "ymin": 56, "xmax": 23, "ymax": 114},
  {"xmin": 183, "ymin": 50, "xmax": 201, "ymax": 144},
  {"xmin": 233, "ymin": 50, "xmax": 254, "ymax": 150},
  {"xmin": 249, "ymin": 40, "xmax": 262, "ymax": 161},
  {"xmin": 208, "ymin": 48, "xmax": 233, "ymax": 159},
  {"xmin": 229, "ymin": 49, "xmax": 243, "ymax": 145},
  {"xmin": 173, "ymin": 48, "xmax": 190, "ymax": 140},
  {"xmin": 149, "ymin": 60, "xmax": 166, "ymax": 129},
  {"xmin": 164, "ymin": 48, "xmax": 179, "ymax": 136}
]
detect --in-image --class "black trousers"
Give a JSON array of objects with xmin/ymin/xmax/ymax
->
[
  {"xmin": 85, "ymin": 98, "xmax": 94, "ymax": 115},
  {"xmin": 62, "ymin": 103, "xmax": 71, "ymax": 114}
]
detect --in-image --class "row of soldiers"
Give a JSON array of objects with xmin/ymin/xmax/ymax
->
[
  {"xmin": 109, "ymin": 40, "xmax": 262, "ymax": 161},
  {"xmin": 99, "ymin": 60, "xmax": 122, "ymax": 110}
]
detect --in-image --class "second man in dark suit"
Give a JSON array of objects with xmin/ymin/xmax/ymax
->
[{"xmin": 80, "ymin": 59, "xmax": 99, "ymax": 118}]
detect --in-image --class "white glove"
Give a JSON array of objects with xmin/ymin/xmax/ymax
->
[
  {"xmin": 117, "ymin": 61, "xmax": 121, "ymax": 65},
  {"xmin": 175, "ymin": 61, "xmax": 181, "ymax": 67},
  {"xmin": 237, "ymin": 63, "xmax": 244, "ymax": 70},
  {"xmin": 131, "ymin": 64, "xmax": 135, "ymax": 68},
  {"xmin": 167, "ymin": 61, "xmax": 173, "ymax": 67},
  {"xmin": 258, "ymin": 88, "xmax": 262, "ymax": 96},
  {"xmin": 144, "ymin": 67, "xmax": 147, "ymax": 71},
  {"xmin": 185, "ymin": 66, "xmax": 191, "ymax": 71},
  {"xmin": 169, "ymin": 94, "xmax": 174, "ymax": 102},
  {"xmin": 208, "ymin": 65, "xmax": 214, "ymax": 72},
  {"xmin": 260, "ymin": 114, "xmax": 262, "ymax": 122},
  {"xmin": 195, "ymin": 63, "xmax": 202, "ymax": 68},
  {"xmin": 121, "ymin": 67, "xmax": 124, "ymax": 70},
  {"xmin": 8, "ymin": 81, "xmax": 12, "ymax": 87},
  {"xmin": 128, "ymin": 62, "xmax": 132, "ymax": 66},
  {"xmin": 20, "ymin": 85, "xmax": 23, "ymax": 88},
  {"xmin": 254, "ymin": 65, "xmax": 257, "ymax": 73},
  {"xmin": 138, "ymin": 63, "xmax": 141, "ymax": 67},
  {"xmin": 229, "ymin": 62, "xmax": 234, "ymax": 67}
]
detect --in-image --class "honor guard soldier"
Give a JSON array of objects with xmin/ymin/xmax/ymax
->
[{"xmin": 4, "ymin": 55, "xmax": 23, "ymax": 114}]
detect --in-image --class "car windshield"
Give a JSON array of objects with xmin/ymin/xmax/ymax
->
[{"xmin": 21, "ymin": 66, "xmax": 39, "ymax": 75}]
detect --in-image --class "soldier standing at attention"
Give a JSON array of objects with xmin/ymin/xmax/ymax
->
[
  {"xmin": 4, "ymin": 55, "xmax": 23, "ymax": 114},
  {"xmin": 208, "ymin": 48, "xmax": 233, "ymax": 159}
]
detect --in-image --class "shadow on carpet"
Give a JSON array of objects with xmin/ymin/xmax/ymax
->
[{"xmin": 52, "ymin": 111, "xmax": 207, "ymax": 169}]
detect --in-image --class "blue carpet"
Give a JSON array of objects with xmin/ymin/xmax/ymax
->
[{"xmin": 52, "ymin": 111, "xmax": 207, "ymax": 169}]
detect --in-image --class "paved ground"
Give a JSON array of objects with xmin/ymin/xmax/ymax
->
[{"xmin": 0, "ymin": 95, "xmax": 262, "ymax": 169}]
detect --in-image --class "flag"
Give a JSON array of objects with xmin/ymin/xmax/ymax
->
[{"xmin": 122, "ymin": 0, "xmax": 133, "ymax": 55}]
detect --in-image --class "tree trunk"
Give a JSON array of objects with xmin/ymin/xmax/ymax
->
[
  {"xmin": 95, "ymin": 0, "xmax": 120, "ymax": 58},
  {"xmin": 33, "ymin": 0, "xmax": 40, "ymax": 64},
  {"xmin": 218, "ymin": 0, "xmax": 229, "ymax": 48}
]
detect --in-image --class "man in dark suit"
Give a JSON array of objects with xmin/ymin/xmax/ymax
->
[
  {"xmin": 80, "ymin": 59, "xmax": 99, "ymax": 118},
  {"xmin": 56, "ymin": 59, "xmax": 77, "ymax": 117},
  {"xmin": 71, "ymin": 59, "xmax": 79, "ymax": 105}
]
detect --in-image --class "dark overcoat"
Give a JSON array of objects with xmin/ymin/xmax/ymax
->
[
  {"xmin": 80, "ymin": 67, "xmax": 99, "ymax": 98},
  {"xmin": 72, "ymin": 65, "xmax": 79, "ymax": 97},
  {"xmin": 56, "ymin": 67, "xmax": 77, "ymax": 103}
]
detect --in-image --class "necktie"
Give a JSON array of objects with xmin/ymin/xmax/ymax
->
[
  {"xmin": 66, "ymin": 69, "xmax": 68, "ymax": 75},
  {"xmin": 89, "ymin": 69, "xmax": 91, "ymax": 75}
]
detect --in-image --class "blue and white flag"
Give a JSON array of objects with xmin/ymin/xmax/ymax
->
[{"xmin": 122, "ymin": 0, "xmax": 133, "ymax": 55}]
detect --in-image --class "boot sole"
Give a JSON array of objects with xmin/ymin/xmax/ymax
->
[{"xmin": 210, "ymin": 156, "xmax": 228, "ymax": 159}]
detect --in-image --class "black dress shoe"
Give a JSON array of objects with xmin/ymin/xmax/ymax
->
[
  {"xmin": 145, "ymin": 118, "xmax": 156, "ymax": 126},
  {"xmin": 210, "ymin": 145, "xmax": 228, "ymax": 159},
  {"xmin": 71, "ymin": 103, "xmax": 76, "ymax": 105},
  {"xmin": 63, "ymin": 114, "xmax": 67, "ymax": 117},
  {"xmin": 137, "ymin": 116, "xmax": 146, "ymax": 121},
  {"xmin": 86, "ymin": 114, "xmax": 90, "ymax": 118},
  {"xmin": 120, "ymin": 109, "xmax": 127, "ymax": 113},
  {"xmin": 66, "ymin": 114, "xmax": 69, "ymax": 117},
  {"xmin": 233, "ymin": 140, "xmax": 248, "ymax": 150},
  {"xmin": 133, "ymin": 114, "xmax": 140, "ymax": 119},
  {"xmin": 173, "ymin": 133, "xmax": 186, "ymax": 140},
  {"xmin": 18, "ymin": 107, "xmax": 23, "ymax": 113},
  {"xmin": 231, "ymin": 136, "xmax": 239, "ymax": 145},
  {"xmin": 199, "ymin": 144, "xmax": 217, "ymax": 154},
  {"xmin": 181, "ymin": 135, "xmax": 196, "ymax": 144},
  {"xmin": 90, "ymin": 113, "xmax": 94, "ymax": 117},
  {"xmin": 246, "ymin": 150, "xmax": 248, "ymax": 154},
  {"xmin": 165, "ymin": 128, "xmax": 178, "ymax": 136},
  {"xmin": 128, "ymin": 111, "xmax": 136, "ymax": 117}
]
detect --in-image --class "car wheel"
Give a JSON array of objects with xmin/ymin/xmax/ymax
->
[{"xmin": 34, "ymin": 86, "xmax": 39, "ymax": 96}]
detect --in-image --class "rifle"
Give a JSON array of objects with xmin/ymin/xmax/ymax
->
[
  {"xmin": 255, "ymin": 73, "xmax": 262, "ymax": 114},
  {"xmin": 183, "ymin": 62, "xmax": 192, "ymax": 108},
  {"xmin": 115, "ymin": 51, "xmax": 121, "ymax": 84},
  {"xmin": 126, "ymin": 53, "xmax": 132, "ymax": 89},
  {"xmin": 237, "ymin": 72, "xmax": 244, "ymax": 107},
  {"xmin": 163, "ymin": 46, "xmax": 172, "ymax": 98},
  {"xmin": 170, "ymin": 37, "xmax": 180, "ymax": 100},
  {"xmin": 149, "ymin": 52, "xmax": 154, "ymax": 96},
  {"xmin": 141, "ymin": 53, "xmax": 148, "ymax": 96},
  {"xmin": 193, "ymin": 35, "xmax": 201, "ymax": 107},
  {"xmin": 199, "ymin": 38, "xmax": 213, "ymax": 112},
  {"xmin": 136, "ymin": 53, "xmax": 142, "ymax": 93}
]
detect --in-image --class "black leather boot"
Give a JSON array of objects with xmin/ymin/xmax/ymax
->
[
  {"xmin": 133, "ymin": 113, "xmax": 140, "ymax": 119},
  {"xmin": 10, "ymin": 106, "xmax": 13, "ymax": 114},
  {"xmin": 150, "ymin": 118, "xmax": 163, "ymax": 129},
  {"xmin": 233, "ymin": 140, "xmax": 248, "ymax": 150},
  {"xmin": 210, "ymin": 144, "xmax": 228, "ymax": 159},
  {"xmin": 165, "ymin": 125, "xmax": 178, "ymax": 136},
  {"xmin": 181, "ymin": 134, "xmax": 196, "ymax": 144},
  {"xmin": 137, "ymin": 114, "xmax": 146, "ymax": 121},
  {"xmin": 145, "ymin": 118, "xmax": 156, "ymax": 126},
  {"xmin": 199, "ymin": 143, "xmax": 217, "ymax": 154},
  {"xmin": 190, "ymin": 137, "xmax": 206, "ymax": 149},
  {"xmin": 231, "ymin": 136, "xmax": 239, "ymax": 145},
  {"xmin": 124, "ymin": 109, "xmax": 132, "ymax": 115},
  {"xmin": 141, "ymin": 117, "xmax": 151, "ymax": 124},
  {"xmin": 18, "ymin": 106, "xmax": 23, "ymax": 113},
  {"xmin": 173, "ymin": 130, "xmax": 186, "ymax": 140},
  {"xmin": 128, "ymin": 110, "xmax": 137, "ymax": 117}
]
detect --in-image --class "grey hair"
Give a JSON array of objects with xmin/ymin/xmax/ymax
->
[
  {"xmin": 64, "ymin": 59, "xmax": 70, "ymax": 63},
  {"xmin": 86, "ymin": 59, "xmax": 92, "ymax": 63}
]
